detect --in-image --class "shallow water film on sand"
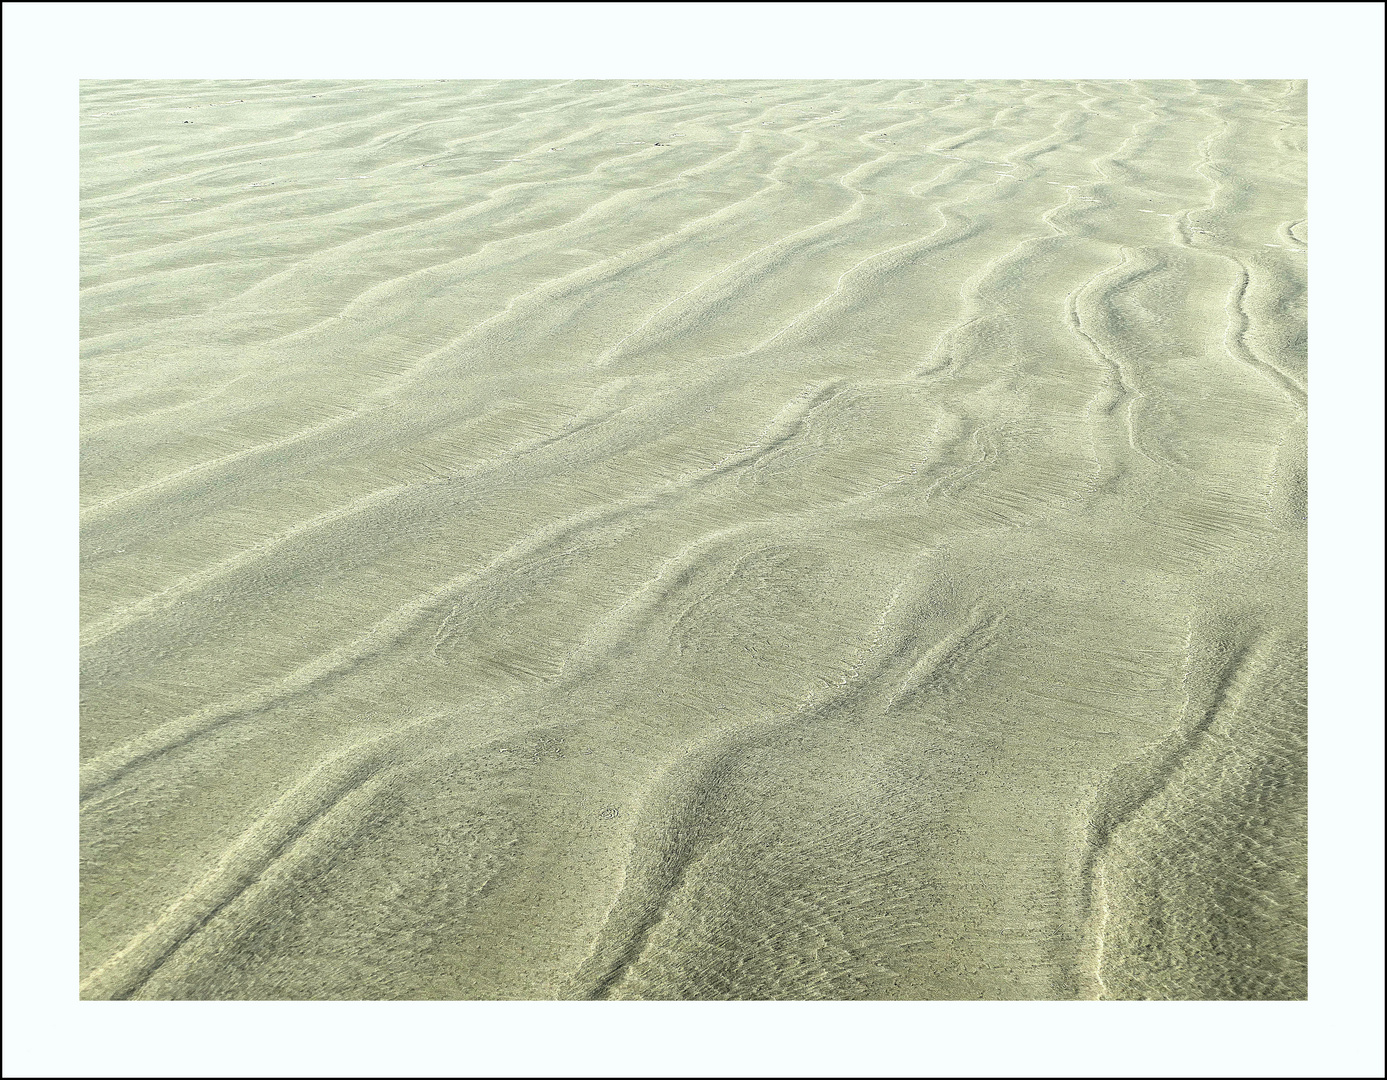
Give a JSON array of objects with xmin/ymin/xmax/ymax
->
[{"xmin": 80, "ymin": 80, "xmax": 1307, "ymax": 1000}]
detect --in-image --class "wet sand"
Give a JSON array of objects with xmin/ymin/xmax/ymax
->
[{"xmin": 79, "ymin": 79, "xmax": 1307, "ymax": 1000}]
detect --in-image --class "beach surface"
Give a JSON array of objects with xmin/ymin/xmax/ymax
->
[{"xmin": 79, "ymin": 79, "xmax": 1307, "ymax": 1000}]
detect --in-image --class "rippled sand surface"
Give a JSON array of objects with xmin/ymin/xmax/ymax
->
[{"xmin": 79, "ymin": 80, "xmax": 1307, "ymax": 1000}]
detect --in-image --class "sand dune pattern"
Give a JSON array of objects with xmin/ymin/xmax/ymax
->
[{"xmin": 81, "ymin": 79, "xmax": 1306, "ymax": 1000}]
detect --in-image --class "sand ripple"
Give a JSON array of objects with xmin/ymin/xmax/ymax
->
[{"xmin": 80, "ymin": 79, "xmax": 1306, "ymax": 999}]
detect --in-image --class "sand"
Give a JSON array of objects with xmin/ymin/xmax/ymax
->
[{"xmin": 78, "ymin": 79, "xmax": 1307, "ymax": 1000}]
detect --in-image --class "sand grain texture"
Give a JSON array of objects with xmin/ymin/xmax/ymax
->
[{"xmin": 80, "ymin": 79, "xmax": 1307, "ymax": 1000}]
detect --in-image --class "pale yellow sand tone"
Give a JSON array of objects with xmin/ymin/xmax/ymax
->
[{"xmin": 80, "ymin": 80, "xmax": 1306, "ymax": 1000}]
